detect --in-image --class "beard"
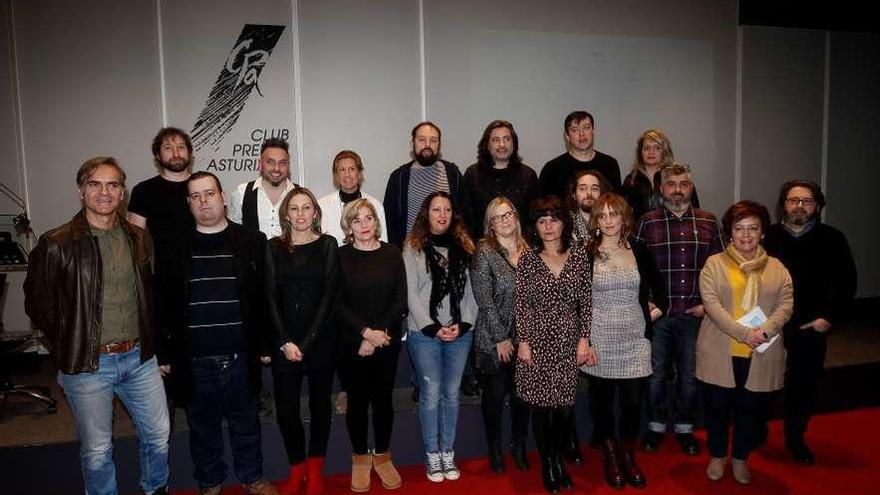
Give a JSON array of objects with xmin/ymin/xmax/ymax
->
[
  {"xmin": 578, "ymin": 198, "xmax": 594, "ymax": 213},
  {"xmin": 663, "ymin": 194, "xmax": 691, "ymax": 214},
  {"xmin": 786, "ymin": 208, "xmax": 815, "ymax": 226},
  {"xmin": 159, "ymin": 156, "xmax": 192, "ymax": 173},
  {"xmin": 414, "ymin": 148, "xmax": 439, "ymax": 167}
]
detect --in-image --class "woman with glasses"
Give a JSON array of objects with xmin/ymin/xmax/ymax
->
[{"xmin": 470, "ymin": 197, "xmax": 532, "ymax": 474}]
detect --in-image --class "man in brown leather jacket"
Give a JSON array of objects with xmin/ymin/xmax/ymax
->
[{"xmin": 24, "ymin": 157, "xmax": 170, "ymax": 495}]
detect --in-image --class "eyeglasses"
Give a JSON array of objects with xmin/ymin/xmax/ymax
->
[
  {"xmin": 785, "ymin": 197, "xmax": 815, "ymax": 206},
  {"xmin": 491, "ymin": 210, "xmax": 516, "ymax": 224},
  {"xmin": 188, "ymin": 189, "xmax": 218, "ymax": 202}
]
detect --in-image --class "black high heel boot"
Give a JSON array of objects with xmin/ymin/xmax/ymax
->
[
  {"xmin": 511, "ymin": 438, "xmax": 530, "ymax": 471},
  {"xmin": 560, "ymin": 406, "xmax": 584, "ymax": 466},
  {"xmin": 602, "ymin": 439, "xmax": 626, "ymax": 489},
  {"xmin": 533, "ymin": 409, "xmax": 560, "ymax": 493},
  {"xmin": 620, "ymin": 440, "xmax": 647, "ymax": 488}
]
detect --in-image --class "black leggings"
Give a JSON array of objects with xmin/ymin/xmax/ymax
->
[
  {"xmin": 588, "ymin": 376, "xmax": 646, "ymax": 442},
  {"xmin": 272, "ymin": 365, "xmax": 334, "ymax": 465},
  {"xmin": 339, "ymin": 343, "xmax": 401, "ymax": 455},
  {"xmin": 480, "ymin": 362, "xmax": 530, "ymax": 445}
]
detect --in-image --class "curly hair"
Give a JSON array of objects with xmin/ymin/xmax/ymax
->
[{"xmin": 588, "ymin": 193, "xmax": 634, "ymax": 254}]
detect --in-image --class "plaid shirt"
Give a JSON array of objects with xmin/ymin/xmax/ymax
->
[{"xmin": 635, "ymin": 206, "xmax": 724, "ymax": 317}]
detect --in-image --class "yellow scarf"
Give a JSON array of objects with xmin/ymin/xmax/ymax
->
[{"xmin": 725, "ymin": 244, "xmax": 769, "ymax": 358}]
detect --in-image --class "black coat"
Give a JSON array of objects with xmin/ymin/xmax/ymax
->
[{"xmin": 154, "ymin": 221, "xmax": 278, "ymax": 405}]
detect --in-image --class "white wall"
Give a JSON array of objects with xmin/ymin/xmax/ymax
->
[{"xmin": 0, "ymin": 0, "xmax": 877, "ymax": 333}]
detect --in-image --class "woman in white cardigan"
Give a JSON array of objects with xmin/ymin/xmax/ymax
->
[{"xmin": 318, "ymin": 150, "xmax": 387, "ymax": 245}]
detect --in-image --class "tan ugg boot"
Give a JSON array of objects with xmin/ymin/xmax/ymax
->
[
  {"xmin": 372, "ymin": 451, "xmax": 403, "ymax": 490},
  {"xmin": 351, "ymin": 453, "xmax": 372, "ymax": 492}
]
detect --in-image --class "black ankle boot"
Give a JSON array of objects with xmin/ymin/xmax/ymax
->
[
  {"xmin": 488, "ymin": 440, "xmax": 505, "ymax": 474},
  {"xmin": 511, "ymin": 438, "xmax": 530, "ymax": 471},
  {"xmin": 602, "ymin": 439, "xmax": 626, "ymax": 489},
  {"xmin": 554, "ymin": 452, "xmax": 574, "ymax": 490},
  {"xmin": 620, "ymin": 440, "xmax": 646, "ymax": 488}
]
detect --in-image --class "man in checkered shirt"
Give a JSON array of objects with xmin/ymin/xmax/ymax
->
[{"xmin": 634, "ymin": 162, "xmax": 724, "ymax": 456}]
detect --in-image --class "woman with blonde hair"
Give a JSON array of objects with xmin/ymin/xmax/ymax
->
[
  {"xmin": 335, "ymin": 198, "xmax": 407, "ymax": 492},
  {"xmin": 622, "ymin": 129, "xmax": 700, "ymax": 220},
  {"xmin": 470, "ymin": 196, "xmax": 532, "ymax": 474}
]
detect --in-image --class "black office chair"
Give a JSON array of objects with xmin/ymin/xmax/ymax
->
[{"xmin": 1, "ymin": 338, "xmax": 58, "ymax": 414}]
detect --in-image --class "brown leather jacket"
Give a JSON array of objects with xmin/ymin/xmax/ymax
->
[{"xmin": 24, "ymin": 210, "xmax": 155, "ymax": 374}]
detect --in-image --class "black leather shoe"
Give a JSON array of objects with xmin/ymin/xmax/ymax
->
[
  {"xmin": 151, "ymin": 486, "xmax": 170, "ymax": 495},
  {"xmin": 787, "ymin": 442, "xmax": 815, "ymax": 465},
  {"xmin": 511, "ymin": 440, "xmax": 530, "ymax": 471},
  {"xmin": 676, "ymin": 433, "xmax": 700, "ymax": 456},
  {"xmin": 641, "ymin": 431, "xmax": 664, "ymax": 453}
]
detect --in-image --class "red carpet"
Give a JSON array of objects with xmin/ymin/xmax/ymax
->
[{"xmin": 170, "ymin": 407, "xmax": 880, "ymax": 494}]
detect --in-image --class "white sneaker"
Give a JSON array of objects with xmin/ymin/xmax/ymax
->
[
  {"xmin": 440, "ymin": 451, "xmax": 460, "ymax": 480},
  {"xmin": 425, "ymin": 452, "xmax": 444, "ymax": 482}
]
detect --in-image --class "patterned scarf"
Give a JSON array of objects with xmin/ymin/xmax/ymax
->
[
  {"xmin": 424, "ymin": 232, "xmax": 470, "ymax": 325},
  {"xmin": 725, "ymin": 243, "xmax": 769, "ymax": 312}
]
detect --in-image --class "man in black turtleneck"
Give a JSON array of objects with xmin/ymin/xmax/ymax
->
[{"xmin": 464, "ymin": 120, "xmax": 539, "ymax": 235}]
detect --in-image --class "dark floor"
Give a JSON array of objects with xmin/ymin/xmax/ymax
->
[{"xmin": 1, "ymin": 303, "xmax": 877, "ymax": 494}]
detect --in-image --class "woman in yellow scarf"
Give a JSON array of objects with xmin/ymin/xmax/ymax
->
[{"xmin": 696, "ymin": 200, "xmax": 793, "ymax": 485}]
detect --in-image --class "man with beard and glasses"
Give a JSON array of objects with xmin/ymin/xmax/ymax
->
[
  {"xmin": 384, "ymin": 121, "xmax": 474, "ymax": 247},
  {"xmin": 129, "ymin": 127, "xmax": 196, "ymax": 252},
  {"xmin": 634, "ymin": 162, "xmax": 723, "ymax": 457},
  {"xmin": 570, "ymin": 169, "xmax": 612, "ymax": 246},
  {"xmin": 764, "ymin": 180, "xmax": 856, "ymax": 465},
  {"xmin": 228, "ymin": 138, "xmax": 298, "ymax": 238},
  {"xmin": 463, "ymin": 120, "xmax": 539, "ymax": 236}
]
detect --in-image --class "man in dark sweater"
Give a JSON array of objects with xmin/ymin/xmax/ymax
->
[
  {"xmin": 384, "ymin": 121, "xmax": 474, "ymax": 247},
  {"xmin": 539, "ymin": 110, "xmax": 622, "ymax": 198},
  {"xmin": 464, "ymin": 119, "xmax": 539, "ymax": 235},
  {"xmin": 764, "ymin": 180, "xmax": 857, "ymax": 466},
  {"xmin": 155, "ymin": 171, "xmax": 279, "ymax": 495}
]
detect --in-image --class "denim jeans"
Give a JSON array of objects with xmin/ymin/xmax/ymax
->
[
  {"xmin": 58, "ymin": 348, "xmax": 170, "ymax": 495},
  {"xmin": 187, "ymin": 354, "xmax": 263, "ymax": 489},
  {"xmin": 407, "ymin": 329, "xmax": 474, "ymax": 453},
  {"xmin": 646, "ymin": 315, "xmax": 700, "ymax": 434}
]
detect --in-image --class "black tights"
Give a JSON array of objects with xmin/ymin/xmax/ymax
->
[
  {"xmin": 272, "ymin": 366, "xmax": 334, "ymax": 465},
  {"xmin": 588, "ymin": 376, "xmax": 646, "ymax": 442},
  {"xmin": 339, "ymin": 344, "xmax": 401, "ymax": 455}
]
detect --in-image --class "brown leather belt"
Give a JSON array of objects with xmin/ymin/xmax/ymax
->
[{"xmin": 99, "ymin": 339, "xmax": 139, "ymax": 354}]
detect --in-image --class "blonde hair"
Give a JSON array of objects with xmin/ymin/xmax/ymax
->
[
  {"xmin": 340, "ymin": 198, "xmax": 382, "ymax": 244},
  {"xmin": 479, "ymin": 196, "xmax": 530, "ymax": 254},
  {"xmin": 631, "ymin": 129, "xmax": 674, "ymax": 176}
]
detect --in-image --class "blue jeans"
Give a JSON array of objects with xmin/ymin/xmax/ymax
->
[
  {"xmin": 407, "ymin": 330, "xmax": 474, "ymax": 453},
  {"xmin": 187, "ymin": 354, "xmax": 263, "ymax": 489},
  {"xmin": 58, "ymin": 348, "xmax": 170, "ymax": 495},
  {"xmin": 646, "ymin": 315, "xmax": 700, "ymax": 434}
]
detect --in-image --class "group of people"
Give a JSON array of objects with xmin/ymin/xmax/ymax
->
[{"xmin": 23, "ymin": 110, "xmax": 856, "ymax": 495}]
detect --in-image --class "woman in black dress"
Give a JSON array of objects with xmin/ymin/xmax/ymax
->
[
  {"xmin": 267, "ymin": 187, "xmax": 339, "ymax": 495},
  {"xmin": 336, "ymin": 198, "xmax": 407, "ymax": 492}
]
